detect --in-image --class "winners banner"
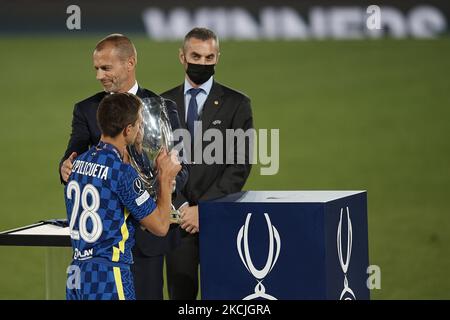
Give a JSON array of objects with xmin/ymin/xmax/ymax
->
[{"xmin": 1, "ymin": 0, "xmax": 449, "ymax": 39}]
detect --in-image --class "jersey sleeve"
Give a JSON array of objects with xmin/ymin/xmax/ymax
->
[{"xmin": 116, "ymin": 164, "xmax": 156, "ymax": 222}]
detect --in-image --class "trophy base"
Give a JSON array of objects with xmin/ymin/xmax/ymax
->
[{"xmin": 170, "ymin": 208, "xmax": 182, "ymax": 224}]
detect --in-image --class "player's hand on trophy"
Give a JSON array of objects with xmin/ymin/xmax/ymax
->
[
  {"xmin": 156, "ymin": 148, "xmax": 181, "ymax": 185},
  {"xmin": 61, "ymin": 152, "xmax": 77, "ymax": 183},
  {"xmin": 169, "ymin": 149, "xmax": 179, "ymax": 189},
  {"xmin": 135, "ymin": 123, "xmax": 144, "ymax": 154},
  {"xmin": 180, "ymin": 205, "xmax": 199, "ymax": 234}
]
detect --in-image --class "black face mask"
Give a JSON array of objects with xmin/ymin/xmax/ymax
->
[{"xmin": 186, "ymin": 62, "xmax": 215, "ymax": 85}]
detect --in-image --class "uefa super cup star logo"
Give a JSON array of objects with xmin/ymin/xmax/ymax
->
[
  {"xmin": 337, "ymin": 206, "xmax": 356, "ymax": 300},
  {"xmin": 236, "ymin": 213, "xmax": 281, "ymax": 300}
]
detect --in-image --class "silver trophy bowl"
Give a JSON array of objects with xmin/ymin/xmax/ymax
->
[{"xmin": 127, "ymin": 96, "xmax": 182, "ymax": 224}]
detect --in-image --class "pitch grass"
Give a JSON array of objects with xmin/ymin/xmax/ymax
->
[{"xmin": 0, "ymin": 38, "xmax": 449, "ymax": 299}]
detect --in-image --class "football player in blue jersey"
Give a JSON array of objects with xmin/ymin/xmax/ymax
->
[{"xmin": 65, "ymin": 92, "xmax": 181, "ymax": 300}]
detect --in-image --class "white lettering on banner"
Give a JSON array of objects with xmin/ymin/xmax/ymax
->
[
  {"xmin": 142, "ymin": 6, "xmax": 447, "ymax": 40},
  {"xmin": 410, "ymin": 6, "xmax": 448, "ymax": 38}
]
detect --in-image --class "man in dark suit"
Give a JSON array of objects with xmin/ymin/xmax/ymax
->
[
  {"xmin": 59, "ymin": 34, "xmax": 188, "ymax": 300},
  {"xmin": 161, "ymin": 27, "xmax": 253, "ymax": 299}
]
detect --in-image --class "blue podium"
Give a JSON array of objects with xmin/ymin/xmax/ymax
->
[{"xmin": 199, "ymin": 191, "xmax": 369, "ymax": 300}]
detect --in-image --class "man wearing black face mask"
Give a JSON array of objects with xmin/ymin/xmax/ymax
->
[{"xmin": 161, "ymin": 27, "xmax": 253, "ymax": 299}]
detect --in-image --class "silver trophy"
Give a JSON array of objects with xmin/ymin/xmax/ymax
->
[{"xmin": 127, "ymin": 96, "xmax": 182, "ymax": 224}]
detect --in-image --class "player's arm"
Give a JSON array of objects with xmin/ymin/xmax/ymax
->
[{"xmin": 139, "ymin": 150, "xmax": 181, "ymax": 236}]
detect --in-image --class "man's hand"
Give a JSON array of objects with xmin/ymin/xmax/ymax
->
[
  {"xmin": 61, "ymin": 152, "xmax": 77, "ymax": 183},
  {"xmin": 180, "ymin": 205, "xmax": 199, "ymax": 234}
]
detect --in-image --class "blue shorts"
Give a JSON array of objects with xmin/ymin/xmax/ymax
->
[{"xmin": 66, "ymin": 258, "xmax": 135, "ymax": 300}]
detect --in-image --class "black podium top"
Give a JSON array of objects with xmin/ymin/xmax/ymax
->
[{"xmin": 0, "ymin": 220, "xmax": 71, "ymax": 247}]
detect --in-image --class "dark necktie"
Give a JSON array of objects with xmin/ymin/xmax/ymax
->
[{"xmin": 187, "ymin": 88, "xmax": 203, "ymax": 139}]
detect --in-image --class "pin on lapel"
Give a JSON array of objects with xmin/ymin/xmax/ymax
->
[{"xmin": 214, "ymin": 100, "xmax": 219, "ymax": 106}]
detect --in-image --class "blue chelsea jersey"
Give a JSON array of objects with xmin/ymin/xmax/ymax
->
[{"xmin": 64, "ymin": 142, "xmax": 156, "ymax": 264}]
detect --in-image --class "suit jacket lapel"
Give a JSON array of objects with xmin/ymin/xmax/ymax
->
[
  {"xmin": 136, "ymin": 86, "xmax": 158, "ymax": 99},
  {"xmin": 136, "ymin": 86, "xmax": 144, "ymax": 98},
  {"xmin": 200, "ymin": 81, "xmax": 224, "ymax": 130},
  {"xmin": 174, "ymin": 85, "xmax": 187, "ymax": 128}
]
